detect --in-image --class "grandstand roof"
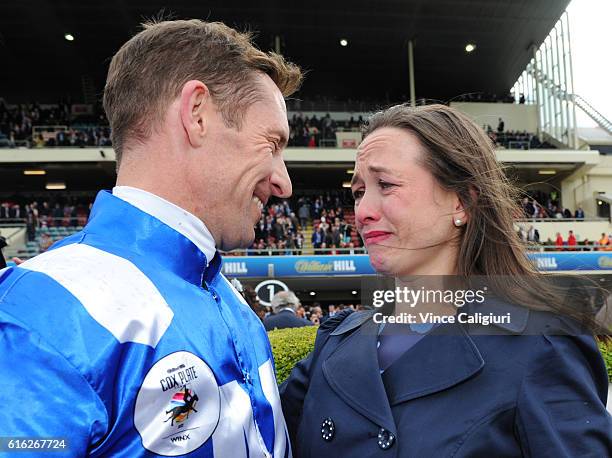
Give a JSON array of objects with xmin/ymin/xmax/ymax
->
[{"xmin": 1, "ymin": 0, "xmax": 570, "ymax": 104}]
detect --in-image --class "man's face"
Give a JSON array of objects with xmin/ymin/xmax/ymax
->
[{"xmin": 189, "ymin": 74, "xmax": 292, "ymax": 251}]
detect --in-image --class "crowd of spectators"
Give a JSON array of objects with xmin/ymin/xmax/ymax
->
[
  {"xmin": 3, "ymin": 99, "xmax": 553, "ymax": 152},
  {"xmin": 0, "ymin": 98, "xmax": 110, "ymax": 148},
  {"xmin": 286, "ymin": 91, "xmax": 527, "ymax": 113},
  {"xmin": 0, "ymin": 99, "xmax": 71, "ymax": 147},
  {"xmin": 516, "ymin": 191, "xmax": 608, "ymax": 251},
  {"xmin": 1, "ymin": 189, "xmax": 609, "ymax": 257},
  {"xmin": 453, "ymin": 92, "xmax": 517, "ymax": 103},
  {"xmin": 519, "ymin": 195, "xmax": 585, "ymax": 220},
  {"xmin": 249, "ymin": 200, "xmax": 306, "ymax": 255},
  {"xmin": 517, "ymin": 226, "xmax": 612, "ymax": 251},
  {"xmin": 292, "ymin": 302, "xmax": 367, "ymax": 325},
  {"xmin": 537, "ymin": 231, "xmax": 612, "ymax": 251},
  {"xmin": 288, "ymin": 113, "xmax": 364, "ymax": 147},
  {"xmin": 310, "ymin": 193, "xmax": 361, "ymax": 254},
  {"xmin": 0, "ymin": 197, "xmax": 93, "ymax": 244},
  {"xmin": 485, "ymin": 118, "xmax": 554, "ymax": 150}
]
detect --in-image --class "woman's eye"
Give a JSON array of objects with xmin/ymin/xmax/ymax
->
[
  {"xmin": 352, "ymin": 189, "xmax": 364, "ymax": 199},
  {"xmin": 379, "ymin": 180, "xmax": 395, "ymax": 189}
]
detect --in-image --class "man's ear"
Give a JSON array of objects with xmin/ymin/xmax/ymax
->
[{"xmin": 180, "ymin": 80, "xmax": 210, "ymax": 148}]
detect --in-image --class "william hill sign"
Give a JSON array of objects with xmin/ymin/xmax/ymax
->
[{"xmin": 295, "ymin": 260, "xmax": 357, "ymax": 273}]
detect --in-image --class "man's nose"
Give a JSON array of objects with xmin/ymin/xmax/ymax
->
[{"xmin": 270, "ymin": 156, "xmax": 292, "ymax": 198}]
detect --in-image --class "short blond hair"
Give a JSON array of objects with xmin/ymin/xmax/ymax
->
[{"xmin": 103, "ymin": 19, "xmax": 303, "ymax": 165}]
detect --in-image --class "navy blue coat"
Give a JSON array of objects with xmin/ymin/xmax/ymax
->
[
  {"xmin": 281, "ymin": 305, "xmax": 611, "ymax": 457},
  {"xmin": 264, "ymin": 309, "xmax": 313, "ymax": 331}
]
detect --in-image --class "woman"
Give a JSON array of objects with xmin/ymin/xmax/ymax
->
[{"xmin": 280, "ymin": 104, "xmax": 611, "ymax": 457}]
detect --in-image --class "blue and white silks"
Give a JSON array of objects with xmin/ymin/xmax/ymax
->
[{"xmin": 0, "ymin": 188, "xmax": 290, "ymax": 457}]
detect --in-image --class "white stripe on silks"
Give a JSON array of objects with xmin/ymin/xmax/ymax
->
[
  {"xmin": 259, "ymin": 359, "xmax": 292, "ymax": 458},
  {"xmin": 21, "ymin": 243, "xmax": 174, "ymax": 347},
  {"xmin": 212, "ymin": 380, "xmax": 272, "ymax": 458}
]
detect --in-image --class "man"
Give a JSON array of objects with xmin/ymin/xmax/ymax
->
[
  {"xmin": 0, "ymin": 20, "xmax": 302, "ymax": 457},
  {"xmin": 527, "ymin": 225, "xmax": 539, "ymax": 243},
  {"xmin": 497, "ymin": 117, "xmax": 505, "ymax": 133},
  {"xmin": 298, "ymin": 200, "xmax": 310, "ymax": 228},
  {"xmin": 309, "ymin": 305, "xmax": 323, "ymax": 325},
  {"xmin": 264, "ymin": 291, "xmax": 313, "ymax": 331}
]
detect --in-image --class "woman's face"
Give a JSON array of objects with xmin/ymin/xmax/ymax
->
[{"xmin": 351, "ymin": 127, "xmax": 465, "ymax": 277}]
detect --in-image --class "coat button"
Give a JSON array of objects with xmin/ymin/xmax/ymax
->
[
  {"xmin": 321, "ymin": 418, "xmax": 335, "ymax": 442},
  {"xmin": 377, "ymin": 427, "xmax": 395, "ymax": 450}
]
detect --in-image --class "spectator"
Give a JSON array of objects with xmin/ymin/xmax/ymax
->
[
  {"xmin": 555, "ymin": 232, "xmax": 564, "ymax": 249},
  {"xmin": 527, "ymin": 225, "xmax": 539, "ymax": 243},
  {"xmin": 298, "ymin": 200, "xmax": 310, "ymax": 228},
  {"xmin": 309, "ymin": 305, "xmax": 323, "ymax": 325},
  {"xmin": 598, "ymin": 233, "xmax": 609, "ymax": 250},
  {"xmin": 568, "ymin": 230, "xmax": 577, "ymax": 250},
  {"xmin": 240, "ymin": 285, "xmax": 266, "ymax": 322},
  {"xmin": 263, "ymin": 290, "xmax": 313, "ymax": 331},
  {"xmin": 563, "ymin": 207, "xmax": 573, "ymax": 219},
  {"xmin": 39, "ymin": 232, "xmax": 53, "ymax": 252},
  {"xmin": 0, "ymin": 203, "xmax": 9, "ymax": 219},
  {"xmin": 497, "ymin": 117, "xmax": 505, "ymax": 133},
  {"xmin": 311, "ymin": 226, "xmax": 323, "ymax": 249},
  {"xmin": 575, "ymin": 207, "xmax": 585, "ymax": 219},
  {"xmin": 289, "ymin": 212, "xmax": 300, "ymax": 231},
  {"xmin": 522, "ymin": 198, "xmax": 534, "ymax": 218}
]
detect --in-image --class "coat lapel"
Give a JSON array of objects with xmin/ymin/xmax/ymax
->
[
  {"xmin": 322, "ymin": 318, "xmax": 397, "ymax": 434},
  {"xmin": 381, "ymin": 324, "xmax": 485, "ymax": 406}
]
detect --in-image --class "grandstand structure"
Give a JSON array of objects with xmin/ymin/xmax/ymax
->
[{"xmin": 2, "ymin": 0, "xmax": 612, "ymax": 304}]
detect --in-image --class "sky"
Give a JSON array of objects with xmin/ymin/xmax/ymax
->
[{"xmin": 566, "ymin": 0, "xmax": 612, "ymax": 127}]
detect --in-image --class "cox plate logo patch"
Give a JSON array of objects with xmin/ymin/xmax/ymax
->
[{"xmin": 134, "ymin": 351, "xmax": 220, "ymax": 455}]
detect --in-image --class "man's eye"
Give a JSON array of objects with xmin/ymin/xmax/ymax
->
[{"xmin": 379, "ymin": 180, "xmax": 395, "ymax": 189}]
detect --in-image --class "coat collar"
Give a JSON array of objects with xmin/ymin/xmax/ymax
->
[
  {"xmin": 323, "ymin": 318, "xmax": 398, "ymax": 434},
  {"xmin": 323, "ymin": 314, "xmax": 485, "ymax": 419},
  {"xmin": 381, "ymin": 324, "xmax": 484, "ymax": 406}
]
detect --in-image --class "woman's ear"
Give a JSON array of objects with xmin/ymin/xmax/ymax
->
[
  {"xmin": 453, "ymin": 188, "xmax": 477, "ymax": 227},
  {"xmin": 179, "ymin": 80, "xmax": 210, "ymax": 148},
  {"xmin": 453, "ymin": 198, "xmax": 468, "ymax": 227}
]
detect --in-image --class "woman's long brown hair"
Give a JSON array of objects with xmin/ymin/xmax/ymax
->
[{"xmin": 363, "ymin": 103, "xmax": 606, "ymax": 332}]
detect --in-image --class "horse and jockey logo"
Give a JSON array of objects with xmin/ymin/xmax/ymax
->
[
  {"xmin": 134, "ymin": 351, "xmax": 221, "ymax": 456},
  {"xmin": 165, "ymin": 386, "xmax": 199, "ymax": 427}
]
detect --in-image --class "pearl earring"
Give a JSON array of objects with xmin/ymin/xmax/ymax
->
[{"xmin": 454, "ymin": 219, "xmax": 463, "ymax": 227}]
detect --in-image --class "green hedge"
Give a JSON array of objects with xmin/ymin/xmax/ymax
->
[
  {"xmin": 268, "ymin": 327, "xmax": 612, "ymax": 384},
  {"xmin": 598, "ymin": 338, "xmax": 612, "ymax": 382},
  {"xmin": 268, "ymin": 326, "xmax": 318, "ymax": 384}
]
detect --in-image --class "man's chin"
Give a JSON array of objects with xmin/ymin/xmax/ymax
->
[{"xmin": 219, "ymin": 229, "xmax": 255, "ymax": 252}]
